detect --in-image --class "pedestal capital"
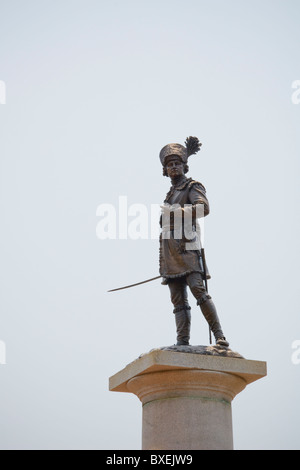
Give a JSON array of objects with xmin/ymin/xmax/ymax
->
[{"xmin": 109, "ymin": 347, "xmax": 267, "ymax": 395}]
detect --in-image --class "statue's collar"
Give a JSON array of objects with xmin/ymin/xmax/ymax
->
[
  {"xmin": 170, "ymin": 176, "xmax": 192, "ymax": 190},
  {"xmin": 164, "ymin": 177, "xmax": 192, "ymax": 203}
]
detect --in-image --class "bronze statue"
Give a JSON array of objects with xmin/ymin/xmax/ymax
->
[{"xmin": 159, "ymin": 137, "xmax": 229, "ymax": 348}]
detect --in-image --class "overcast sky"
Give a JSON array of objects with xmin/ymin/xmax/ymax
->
[{"xmin": 0, "ymin": 0, "xmax": 299, "ymax": 450}]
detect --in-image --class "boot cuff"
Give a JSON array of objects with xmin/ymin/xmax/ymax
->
[
  {"xmin": 196, "ymin": 294, "xmax": 212, "ymax": 306},
  {"xmin": 173, "ymin": 305, "xmax": 191, "ymax": 314}
]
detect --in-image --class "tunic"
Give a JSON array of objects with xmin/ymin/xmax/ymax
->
[{"xmin": 159, "ymin": 176, "xmax": 210, "ymax": 280}]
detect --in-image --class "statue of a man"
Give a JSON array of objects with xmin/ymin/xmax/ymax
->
[{"xmin": 159, "ymin": 137, "xmax": 229, "ymax": 348}]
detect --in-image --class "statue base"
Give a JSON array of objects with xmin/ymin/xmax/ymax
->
[{"xmin": 109, "ymin": 347, "xmax": 267, "ymax": 450}]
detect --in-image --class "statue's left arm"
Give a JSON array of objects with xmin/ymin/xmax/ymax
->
[{"xmin": 186, "ymin": 182, "xmax": 210, "ymax": 218}]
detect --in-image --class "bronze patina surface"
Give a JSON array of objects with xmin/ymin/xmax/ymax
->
[{"xmin": 159, "ymin": 137, "xmax": 229, "ymax": 348}]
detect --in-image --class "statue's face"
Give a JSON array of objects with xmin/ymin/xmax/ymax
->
[{"xmin": 165, "ymin": 156, "xmax": 184, "ymax": 178}]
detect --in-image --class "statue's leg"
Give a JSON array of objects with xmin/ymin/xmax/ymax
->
[
  {"xmin": 168, "ymin": 278, "xmax": 191, "ymax": 346},
  {"xmin": 186, "ymin": 272, "xmax": 229, "ymax": 347}
]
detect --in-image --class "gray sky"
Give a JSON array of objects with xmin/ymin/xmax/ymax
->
[{"xmin": 0, "ymin": 0, "xmax": 299, "ymax": 450}]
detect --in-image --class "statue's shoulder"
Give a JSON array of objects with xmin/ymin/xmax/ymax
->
[{"xmin": 188, "ymin": 179, "xmax": 207, "ymax": 193}]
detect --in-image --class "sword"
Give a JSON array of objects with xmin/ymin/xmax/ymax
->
[
  {"xmin": 201, "ymin": 248, "xmax": 212, "ymax": 345},
  {"xmin": 108, "ymin": 275, "xmax": 162, "ymax": 292}
]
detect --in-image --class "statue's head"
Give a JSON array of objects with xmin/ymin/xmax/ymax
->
[
  {"xmin": 159, "ymin": 137, "xmax": 202, "ymax": 177},
  {"xmin": 163, "ymin": 155, "xmax": 189, "ymax": 178}
]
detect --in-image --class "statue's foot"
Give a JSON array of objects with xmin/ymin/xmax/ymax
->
[{"xmin": 216, "ymin": 337, "xmax": 229, "ymax": 348}]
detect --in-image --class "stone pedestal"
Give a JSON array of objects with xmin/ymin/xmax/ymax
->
[{"xmin": 109, "ymin": 347, "xmax": 267, "ymax": 450}]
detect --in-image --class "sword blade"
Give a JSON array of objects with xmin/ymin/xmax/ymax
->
[
  {"xmin": 107, "ymin": 275, "xmax": 162, "ymax": 292},
  {"xmin": 201, "ymin": 248, "xmax": 212, "ymax": 345},
  {"xmin": 201, "ymin": 248, "xmax": 208, "ymax": 293}
]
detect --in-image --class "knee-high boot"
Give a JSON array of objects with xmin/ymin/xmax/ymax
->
[
  {"xmin": 174, "ymin": 306, "xmax": 191, "ymax": 346},
  {"xmin": 198, "ymin": 297, "xmax": 229, "ymax": 347}
]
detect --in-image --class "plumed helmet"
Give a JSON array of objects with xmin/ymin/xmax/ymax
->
[{"xmin": 159, "ymin": 136, "xmax": 202, "ymax": 166}]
